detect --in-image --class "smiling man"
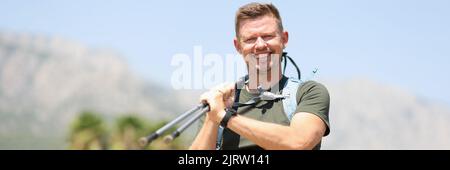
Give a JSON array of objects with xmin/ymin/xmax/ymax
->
[{"xmin": 190, "ymin": 2, "xmax": 330, "ymax": 150}]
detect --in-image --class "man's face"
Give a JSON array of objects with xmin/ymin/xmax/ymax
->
[{"xmin": 234, "ymin": 15, "xmax": 288, "ymax": 74}]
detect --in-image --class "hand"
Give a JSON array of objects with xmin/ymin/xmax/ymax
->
[{"xmin": 199, "ymin": 83, "xmax": 235, "ymax": 124}]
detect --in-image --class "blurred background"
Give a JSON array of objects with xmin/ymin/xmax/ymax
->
[{"xmin": 1, "ymin": 0, "xmax": 449, "ymax": 149}]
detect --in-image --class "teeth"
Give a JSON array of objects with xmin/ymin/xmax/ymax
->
[
  {"xmin": 258, "ymin": 53, "xmax": 269, "ymax": 57},
  {"xmin": 258, "ymin": 55, "xmax": 267, "ymax": 60},
  {"xmin": 257, "ymin": 53, "xmax": 270, "ymax": 61}
]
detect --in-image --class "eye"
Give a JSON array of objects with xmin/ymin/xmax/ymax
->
[
  {"xmin": 262, "ymin": 35, "xmax": 275, "ymax": 41},
  {"xmin": 244, "ymin": 37, "xmax": 257, "ymax": 44}
]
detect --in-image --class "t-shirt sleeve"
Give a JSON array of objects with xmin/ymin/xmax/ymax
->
[{"xmin": 294, "ymin": 81, "xmax": 331, "ymax": 136}]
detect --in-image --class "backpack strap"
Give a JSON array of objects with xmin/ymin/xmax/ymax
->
[
  {"xmin": 216, "ymin": 127, "xmax": 224, "ymax": 150},
  {"xmin": 216, "ymin": 76, "xmax": 246, "ymax": 150},
  {"xmin": 281, "ymin": 77, "xmax": 302, "ymax": 122}
]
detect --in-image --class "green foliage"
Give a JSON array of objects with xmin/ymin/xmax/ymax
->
[
  {"xmin": 116, "ymin": 115, "xmax": 145, "ymax": 134},
  {"xmin": 143, "ymin": 120, "xmax": 186, "ymax": 150},
  {"xmin": 71, "ymin": 111, "xmax": 106, "ymax": 134},
  {"xmin": 68, "ymin": 111, "xmax": 109, "ymax": 150},
  {"xmin": 68, "ymin": 112, "xmax": 187, "ymax": 150}
]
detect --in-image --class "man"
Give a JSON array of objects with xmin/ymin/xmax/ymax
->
[{"xmin": 190, "ymin": 2, "xmax": 330, "ymax": 150}]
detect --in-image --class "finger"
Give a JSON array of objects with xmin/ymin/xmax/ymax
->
[
  {"xmin": 214, "ymin": 83, "xmax": 233, "ymax": 95},
  {"xmin": 224, "ymin": 95, "xmax": 235, "ymax": 108},
  {"xmin": 224, "ymin": 83, "xmax": 235, "ymax": 95},
  {"xmin": 218, "ymin": 83, "xmax": 234, "ymax": 108},
  {"xmin": 217, "ymin": 89, "xmax": 225, "ymax": 95},
  {"xmin": 219, "ymin": 83, "xmax": 234, "ymax": 99},
  {"xmin": 199, "ymin": 91, "xmax": 212, "ymax": 103},
  {"xmin": 210, "ymin": 83, "xmax": 225, "ymax": 92}
]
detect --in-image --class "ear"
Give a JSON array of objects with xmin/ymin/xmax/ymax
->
[
  {"xmin": 282, "ymin": 31, "xmax": 289, "ymax": 49},
  {"xmin": 234, "ymin": 37, "xmax": 242, "ymax": 54}
]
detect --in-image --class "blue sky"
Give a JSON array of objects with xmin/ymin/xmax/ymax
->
[{"xmin": 1, "ymin": 0, "xmax": 450, "ymax": 105}]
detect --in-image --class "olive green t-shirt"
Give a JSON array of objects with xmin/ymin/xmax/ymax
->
[
  {"xmin": 196, "ymin": 76, "xmax": 330, "ymax": 150},
  {"xmin": 228, "ymin": 76, "xmax": 330, "ymax": 150}
]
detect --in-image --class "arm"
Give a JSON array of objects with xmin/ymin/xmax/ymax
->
[
  {"xmin": 189, "ymin": 118, "xmax": 219, "ymax": 150},
  {"xmin": 189, "ymin": 83, "xmax": 234, "ymax": 150},
  {"xmin": 226, "ymin": 111, "xmax": 326, "ymax": 150},
  {"xmin": 190, "ymin": 83, "xmax": 327, "ymax": 150}
]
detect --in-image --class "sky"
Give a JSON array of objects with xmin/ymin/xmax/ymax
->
[{"xmin": 1, "ymin": 0, "xmax": 450, "ymax": 105}]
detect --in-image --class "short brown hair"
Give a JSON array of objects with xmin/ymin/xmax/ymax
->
[{"xmin": 235, "ymin": 2, "xmax": 284, "ymax": 38}]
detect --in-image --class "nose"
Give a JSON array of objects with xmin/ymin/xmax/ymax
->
[{"xmin": 254, "ymin": 36, "xmax": 268, "ymax": 52}]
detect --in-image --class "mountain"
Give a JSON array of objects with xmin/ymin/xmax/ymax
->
[
  {"xmin": 1, "ymin": 32, "xmax": 449, "ymax": 149},
  {"xmin": 0, "ymin": 32, "xmax": 197, "ymax": 149},
  {"xmin": 322, "ymin": 79, "xmax": 450, "ymax": 149}
]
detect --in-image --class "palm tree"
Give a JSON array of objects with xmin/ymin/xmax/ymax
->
[
  {"xmin": 68, "ymin": 111, "xmax": 108, "ymax": 150},
  {"xmin": 111, "ymin": 115, "xmax": 186, "ymax": 150},
  {"xmin": 111, "ymin": 114, "xmax": 146, "ymax": 150},
  {"xmin": 143, "ymin": 120, "xmax": 187, "ymax": 150},
  {"xmin": 67, "ymin": 112, "xmax": 188, "ymax": 150}
]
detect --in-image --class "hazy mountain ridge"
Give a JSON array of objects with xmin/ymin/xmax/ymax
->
[
  {"xmin": 322, "ymin": 79, "xmax": 450, "ymax": 149},
  {"xmin": 0, "ymin": 32, "xmax": 190, "ymax": 148}
]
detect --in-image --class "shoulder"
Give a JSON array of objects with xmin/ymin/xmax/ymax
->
[
  {"xmin": 298, "ymin": 81, "xmax": 329, "ymax": 96},
  {"xmin": 296, "ymin": 80, "xmax": 330, "ymax": 104},
  {"xmin": 295, "ymin": 80, "xmax": 331, "ymax": 136}
]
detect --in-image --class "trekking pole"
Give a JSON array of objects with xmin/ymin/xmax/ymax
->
[
  {"xmin": 139, "ymin": 103, "xmax": 208, "ymax": 147},
  {"xmin": 163, "ymin": 106, "xmax": 209, "ymax": 143}
]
